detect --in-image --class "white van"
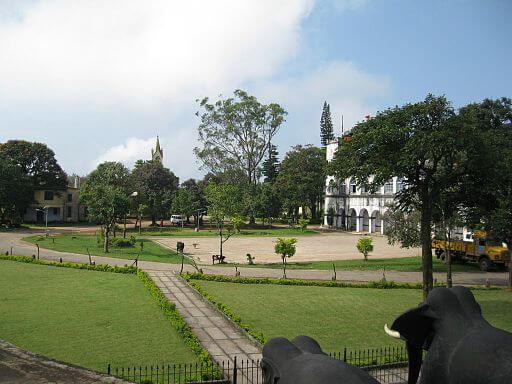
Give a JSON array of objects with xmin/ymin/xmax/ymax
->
[{"xmin": 170, "ymin": 215, "xmax": 185, "ymax": 226}]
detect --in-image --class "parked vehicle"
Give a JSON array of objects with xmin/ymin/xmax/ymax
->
[
  {"xmin": 170, "ymin": 215, "xmax": 185, "ymax": 226},
  {"xmin": 432, "ymin": 231, "xmax": 510, "ymax": 271}
]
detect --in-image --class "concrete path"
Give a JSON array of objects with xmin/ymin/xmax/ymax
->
[{"xmin": 147, "ymin": 270, "xmax": 262, "ymax": 384}]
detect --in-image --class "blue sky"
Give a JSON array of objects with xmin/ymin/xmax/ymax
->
[{"xmin": 0, "ymin": 0, "xmax": 510, "ymax": 180}]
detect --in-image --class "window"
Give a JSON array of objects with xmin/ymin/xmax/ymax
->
[
  {"xmin": 396, "ymin": 178, "xmax": 404, "ymax": 192},
  {"xmin": 339, "ymin": 181, "xmax": 346, "ymax": 194},
  {"xmin": 384, "ymin": 179, "xmax": 393, "ymax": 194},
  {"xmin": 67, "ymin": 206, "xmax": 72, "ymax": 218},
  {"xmin": 53, "ymin": 207, "xmax": 60, "ymax": 215},
  {"xmin": 67, "ymin": 193, "xmax": 73, "ymax": 202},
  {"xmin": 349, "ymin": 179, "xmax": 357, "ymax": 193},
  {"xmin": 44, "ymin": 191, "xmax": 54, "ymax": 200}
]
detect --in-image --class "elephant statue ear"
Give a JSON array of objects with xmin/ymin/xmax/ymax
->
[
  {"xmin": 391, "ymin": 303, "xmax": 436, "ymax": 350},
  {"xmin": 291, "ymin": 335, "xmax": 326, "ymax": 355},
  {"xmin": 261, "ymin": 357, "xmax": 281, "ymax": 384}
]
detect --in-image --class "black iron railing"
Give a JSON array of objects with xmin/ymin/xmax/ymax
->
[{"xmin": 109, "ymin": 346, "xmax": 409, "ymax": 384}]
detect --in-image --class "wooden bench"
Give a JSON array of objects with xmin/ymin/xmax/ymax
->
[{"xmin": 212, "ymin": 254, "xmax": 226, "ymax": 264}]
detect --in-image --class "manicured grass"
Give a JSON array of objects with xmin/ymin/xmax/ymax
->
[
  {"xmin": 193, "ymin": 280, "xmax": 512, "ymax": 351},
  {"xmin": 0, "ymin": 260, "xmax": 198, "ymax": 371},
  {"xmin": 133, "ymin": 227, "xmax": 319, "ymax": 237},
  {"xmin": 221, "ymin": 256, "xmax": 482, "ymax": 273},
  {"xmin": 23, "ymin": 234, "xmax": 186, "ymax": 264}
]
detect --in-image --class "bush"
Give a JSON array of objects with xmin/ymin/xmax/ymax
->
[
  {"xmin": 298, "ymin": 218, "xmax": 309, "ymax": 231},
  {"xmin": 356, "ymin": 237, "xmax": 374, "ymax": 261}
]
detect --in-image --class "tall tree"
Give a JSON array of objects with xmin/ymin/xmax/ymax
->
[
  {"xmin": 181, "ymin": 178, "xmax": 207, "ymax": 225},
  {"xmin": 276, "ymin": 145, "xmax": 326, "ymax": 222},
  {"xmin": 204, "ymin": 183, "xmax": 244, "ymax": 258},
  {"xmin": 0, "ymin": 140, "xmax": 67, "ymax": 188},
  {"xmin": 194, "ymin": 89, "xmax": 287, "ymax": 222},
  {"xmin": 80, "ymin": 162, "xmax": 131, "ymax": 252},
  {"xmin": 457, "ymin": 98, "xmax": 512, "ymax": 245},
  {"xmin": 320, "ymin": 101, "xmax": 335, "ymax": 146},
  {"xmin": 130, "ymin": 160, "xmax": 179, "ymax": 225},
  {"xmin": 329, "ymin": 95, "xmax": 466, "ymax": 299},
  {"xmin": 0, "ymin": 157, "xmax": 33, "ymax": 225},
  {"xmin": 262, "ymin": 144, "xmax": 280, "ymax": 183}
]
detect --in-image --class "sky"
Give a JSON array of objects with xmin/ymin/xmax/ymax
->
[{"xmin": 0, "ymin": 0, "xmax": 511, "ymax": 181}]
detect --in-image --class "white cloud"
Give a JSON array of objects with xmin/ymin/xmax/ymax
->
[
  {"xmin": 92, "ymin": 133, "xmax": 203, "ymax": 181},
  {"xmin": 92, "ymin": 137, "xmax": 156, "ymax": 167},
  {"xmin": 0, "ymin": 0, "xmax": 314, "ymax": 107},
  {"xmin": 256, "ymin": 61, "xmax": 391, "ymax": 144}
]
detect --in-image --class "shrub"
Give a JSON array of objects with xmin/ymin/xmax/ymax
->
[
  {"xmin": 356, "ymin": 237, "xmax": 374, "ymax": 261},
  {"xmin": 298, "ymin": 218, "xmax": 309, "ymax": 231}
]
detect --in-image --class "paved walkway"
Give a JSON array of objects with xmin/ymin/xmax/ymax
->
[{"xmin": 147, "ymin": 270, "xmax": 262, "ymax": 384}]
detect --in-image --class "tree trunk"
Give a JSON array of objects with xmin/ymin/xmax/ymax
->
[
  {"xmin": 219, "ymin": 226, "xmax": 223, "ymax": 257},
  {"xmin": 420, "ymin": 203, "xmax": 434, "ymax": 299},
  {"xmin": 446, "ymin": 229, "xmax": 452, "ymax": 288},
  {"xmin": 310, "ymin": 203, "xmax": 317, "ymax": 223},
  {"xmin": 104, "ymin": 226, "xmax": 109, "ymax": 253},
  {"xmin": 282, "ymin": 255, "xmax": 286, "ymax": 279},
  {"xmin": 151, "ymin": 215, "xmax": 156, "ymax": 226}
]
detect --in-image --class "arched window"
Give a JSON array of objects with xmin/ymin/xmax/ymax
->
[
  {"xmin": 339, "ymin": 179, "xmax": 346, "ymax": 194},
  {"xmin": 384, "ymin": 179, "xmax": 393, "ymax": 193},
  {"xmin": 349, "ymin": 178, "xmax": 357, "ymax": 194}
]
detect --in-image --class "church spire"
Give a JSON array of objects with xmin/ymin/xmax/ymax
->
[{"xmin": 151, "ymin": 135, "xmax": 163, "ymax": 163}]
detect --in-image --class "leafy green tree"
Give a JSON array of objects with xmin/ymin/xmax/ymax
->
[
  {"xmin": 171, "ymin": 188, "xmax": 194, "ymax": 223},
  {"xmin": 0, "ymin": 140, "xmax": 68, "ymax": 188},
  {"xmin": 329, "ymin": 95, "xmax": 467, "ymax": 298},
  {"xmin": 80, "ymin": 162, "xmax": 131, "ymax": 252},
  {"xmin": 383, "ymin": 204, "xmax": 422, "ymax": 249},
  {"xmin": 195, "ymin": 89, "xmax": 287, "ymax": 223},
  {"xmin": 274, "ymin": 237, "xmax": 297, "ymax": 279},
  {"xmin": 320, "ymin": 101, "xmax": 335, "ymax": 146},
  {"xmin": 0, "ymin": 157, "xmax": 33, "ymax": 225},
  {"xmin": 130, "ymin": 160, "xmax": 179, "ymax": 225},
  {"xmin": 456, "ymin": 98, "xmax": 512, "ymax": 247},
  {"xmin": 254, "ymin": 183, "xmax": 282, "ymax": 227},
  {"xmin": 204, "ymin": 183, "xmax": 244, "ymax": 257},
  {"xmin": 276, "ymin": 145, "xmax": 326, "ymax": 223},
  {"xmin": 356, "ymin": 237, "xmax": 374, "ymax": 261},
  {"xmin": 262, "ymin": 144, "xmax": 280, "ymax": 183},
  {"xmin": 181, "ymin": 178, "xmax": 207, "ymax": 224}
]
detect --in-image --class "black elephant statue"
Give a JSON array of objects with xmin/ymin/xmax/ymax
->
[
  {"xmin": 260, "ymin": 335, "xmax": 379, "ymax": 384},
  {"xmin": 384, "ymin": 286, "xmax": 512, "ymax": 384}
]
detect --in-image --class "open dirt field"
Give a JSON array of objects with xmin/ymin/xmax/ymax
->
[{"xmin": 152, "ymin": 232, "xmax": 422, "ymax": 265}]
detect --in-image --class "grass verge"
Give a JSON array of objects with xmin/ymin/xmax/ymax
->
[
  {"xmin": 23, "ymin": 233, "xmax": 186, "ymax": 264},
  {"xmin": 219, "ymin": 256, "xmax": 482, "ymax": 273},
  {"xmin": 0, "ymin": 258, "xmax": 199, "ymax": 372},
  {"xmin": 184, "ymin": 274, "xmax": 512, "ymax": 352}
]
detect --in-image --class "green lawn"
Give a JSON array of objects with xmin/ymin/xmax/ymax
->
[
  {"xmin": 221, "ymin": 256, "xmax": 481, "ymax": 272},
  {"xmin": 193, "ymin": 280, "xmax": 512, "ymax": 352},
  {"xmin": 133, "ymin": 227, "xmax": 319, "ymax": 237},
  {"xmin": 0, "ymin": 260, "xmax": 198, "ymax": 371},
  {"xmin": 23, "ymin": 234, "xmax": 185, "ymax": 264}
]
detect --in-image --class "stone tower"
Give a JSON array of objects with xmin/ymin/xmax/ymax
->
[{"xmin": 151, "ymin": 136, "xmax": 163, "ymax": 163}]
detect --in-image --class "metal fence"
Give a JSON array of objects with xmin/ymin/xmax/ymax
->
[{"xmin": 109, "ymin": 346, "xmax": 409, "ymax": 384}]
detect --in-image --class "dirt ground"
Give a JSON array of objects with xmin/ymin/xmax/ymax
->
[{"xmin": 153, "ymin": 231, "xmax": 422, "ymax": 265}]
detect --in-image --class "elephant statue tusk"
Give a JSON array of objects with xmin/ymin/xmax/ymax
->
[{"xmin": 384, "ymin": 324, "xmax": 401, "ymax": 339}]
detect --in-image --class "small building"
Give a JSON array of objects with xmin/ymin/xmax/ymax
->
[
  {"xmin": 23, "ymin": 175, "xmax": 87, "ymax": 223},
  {"xmin": 323, "ymin": 137, "xmax": 404, "ymax": 234}
]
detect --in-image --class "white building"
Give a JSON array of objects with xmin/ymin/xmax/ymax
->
[{"xmin": 323, "ymin": 138, "xmax": 404, "ymax": 233}]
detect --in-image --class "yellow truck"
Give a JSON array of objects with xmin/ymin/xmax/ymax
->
[{"xmin": 432, "ymin": 231, "xmax": 510, "ymax": 271}]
